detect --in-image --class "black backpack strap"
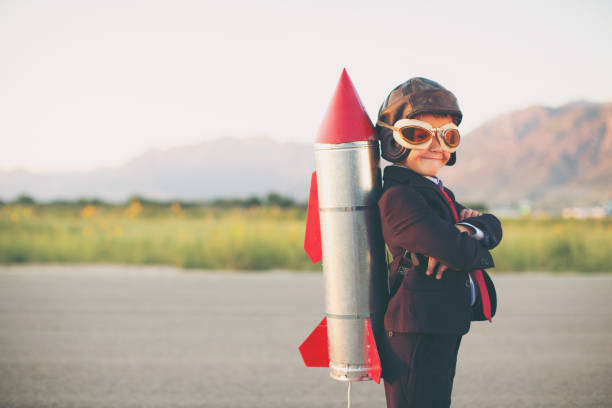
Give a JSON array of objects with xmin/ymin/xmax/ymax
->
[{"xmin": 389, "ymin": 249, "xmax": 420, "ymax": 298}]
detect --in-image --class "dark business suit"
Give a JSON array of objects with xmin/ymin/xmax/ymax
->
[{"xmin": 377, "ymin": 165, "xmax": 502, "ymax": 408}]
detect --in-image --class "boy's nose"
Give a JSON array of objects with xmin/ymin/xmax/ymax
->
[{"xmin": 429, "ymin": 132, "xmax": 443, "ymax": 151}]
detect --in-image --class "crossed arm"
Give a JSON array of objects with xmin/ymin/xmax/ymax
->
[
  {"xmin": 379, "ymin": 186, "xmax": 502, "ymax": 279},
  {"xmin": 429, "ymin": 208, "xmax": 483, "ymax": 279}
]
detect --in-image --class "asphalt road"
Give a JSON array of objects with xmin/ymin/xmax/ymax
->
[{"xmin": 1, "ymin": 265, "xmax": 611, "ymax": 408}]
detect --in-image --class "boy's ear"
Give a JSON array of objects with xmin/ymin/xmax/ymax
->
[{"xmin": 380, "ymin": 131, "xmax": 410, "ymax": 163}]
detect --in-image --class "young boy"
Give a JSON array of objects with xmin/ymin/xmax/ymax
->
[{"xmin": 375, "ymin": 77, "xmax": 502, "ymax": 408}]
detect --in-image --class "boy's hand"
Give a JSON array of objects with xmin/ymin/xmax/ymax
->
[
  {"xmin": 426, "ymin": 257, "xmax": 451, "ymax": 280},
  {"xmin": 460, "ymin": 208, "xmax": 482, "ymax": 220}
]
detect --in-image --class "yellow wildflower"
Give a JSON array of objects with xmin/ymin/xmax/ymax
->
[
  {"xmin": 171, "ymin": 201, "xmax": 185, "ymax": 217},
  {"xmin": 125, "ymin": 200, "xmax": 142, "ymax": 219},
  {"xmin": 81, "ymin": 205, "xmax": 96, "ymax": 219}
]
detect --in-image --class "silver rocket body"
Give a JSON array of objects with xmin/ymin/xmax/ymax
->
[{"xmin": 314, "ymin": 140, "xmax": 388, "ymax": 382}]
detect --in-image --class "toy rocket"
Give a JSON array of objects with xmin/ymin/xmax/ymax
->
[{"xmin": 299, "ymin": 69, "xmax": 388, "ymax": 383}]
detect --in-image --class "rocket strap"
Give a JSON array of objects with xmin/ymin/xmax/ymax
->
[{"xmin": 389, "ymin": 249, "xmax": 414, "ymax": 298}]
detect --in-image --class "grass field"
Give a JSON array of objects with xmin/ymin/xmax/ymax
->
[{"xmin": 1, "ymin": 202, "xmax": 610, "ymax": 272}]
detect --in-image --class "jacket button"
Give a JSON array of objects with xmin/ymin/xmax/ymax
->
[{"xmin": 388, "ymin": 331, "xmax": 394, "ymax": 337}]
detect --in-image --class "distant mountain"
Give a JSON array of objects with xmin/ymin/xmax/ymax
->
[
  {"xmin": 0, "ymin": 137, "xmax": 314, "ymax": 202},
  {"xmin": 438, "ymin": 101, "xmax": 612, "ymax": 209},
  {"xmin": 1, "ymin": 101, "xmax": 611, "ymax": 208}
]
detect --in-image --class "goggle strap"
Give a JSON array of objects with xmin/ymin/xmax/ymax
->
[{"xmin": 376, "ymin": 121, "xmax": 397, "ymax": 132}]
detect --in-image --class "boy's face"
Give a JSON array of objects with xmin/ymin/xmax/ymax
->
[{"xmin": 401, "ymin": 113, "xmax": 453, "ymax": 176}]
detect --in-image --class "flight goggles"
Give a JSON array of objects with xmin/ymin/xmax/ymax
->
[{"xmin": 377, "ymin": 119, "xmax": 461, "ymax": 153}]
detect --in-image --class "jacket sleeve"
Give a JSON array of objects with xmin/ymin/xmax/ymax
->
[
  {"xmin": 379, "ymin": 185, "xmax": 494, "ymax": 271},
  {"xmin": 452, "ymin": 196, "xmax": 503, "ymax": 250}
]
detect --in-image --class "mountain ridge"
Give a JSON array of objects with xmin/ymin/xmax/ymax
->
[
  {"xmin": 2, "ymin": 101, "xmax": 611, "ymax": 209},
  {"xmin": 438, "ymin": 100, "xmax": 612, "ymax": 209}
]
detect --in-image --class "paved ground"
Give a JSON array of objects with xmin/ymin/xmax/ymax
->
[{"xmin": 0, "ymin": 265, "xmax": 611, "ymax": 408}]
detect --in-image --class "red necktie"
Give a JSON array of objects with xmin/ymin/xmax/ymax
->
[{"xmin": 438, "ymin": 185, "xmax": 492, "ymax": 322}]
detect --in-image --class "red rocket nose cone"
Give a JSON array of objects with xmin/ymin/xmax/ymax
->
[{"xmin": 315, "ymin": 68, "xmax": 376, "ymax": 144}]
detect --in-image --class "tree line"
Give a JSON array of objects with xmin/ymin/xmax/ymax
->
[{"xmin": 0, "ymin": 193, "xmax": 304, "ymax": 209}]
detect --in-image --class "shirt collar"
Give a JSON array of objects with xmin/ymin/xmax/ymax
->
[{"xmin": 424, "ymin": 175, "xmax": 441, "ymax": 186}]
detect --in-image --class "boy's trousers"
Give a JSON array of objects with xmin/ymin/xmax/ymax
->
[{"xmin": 382, "ymin": 331, "xmax": 462, "ymax": 408}]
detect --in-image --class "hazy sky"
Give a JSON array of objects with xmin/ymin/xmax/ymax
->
[{"xmin": 1, "ymin": 0, "xmax": 611, "ymax": 171}]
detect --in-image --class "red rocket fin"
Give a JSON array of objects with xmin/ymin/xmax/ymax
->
[
  {"xmin": 365, "ymin": 318, "xmax": 382, "ymax": 384},
  {"xmin": 299, "ymin": 317, "xmax": 381, "ymax": 381},
  {"xmin": 299, "ymin": 317, "xmax": 329, "ymax": 367},
  {"xmin": 315, "ymin": 68, "xmax": 375, "ymax": 144},
  {"xmin": 304, "ymin": 171, "xmax": 322, "ymax": 264}
]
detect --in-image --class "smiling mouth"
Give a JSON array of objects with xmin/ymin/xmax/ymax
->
[{"xmin": 422, "ymin": 157, "xmax": 443, "ymax": 160}]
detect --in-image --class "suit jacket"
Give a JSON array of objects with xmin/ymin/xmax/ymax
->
[{"xmin": 378, "ymin": 165, "xmax": 502, "ymax": 335}]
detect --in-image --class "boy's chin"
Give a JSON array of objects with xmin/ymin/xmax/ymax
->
[
  {"xmin": 416, "ymin": 163, "xmax": 444, "ymax": 177},
  {"xmin": 403, "ymin": 158, "xmax": 447, "ymax": 176}
]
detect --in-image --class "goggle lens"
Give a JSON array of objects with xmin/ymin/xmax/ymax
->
[
  {"xmin": 443, "ymin": 129, "xmax": 460, "ymax": 147},
  {"xmin": 400, "ymin": 126, "xmax": 432, "ymax": 144}
]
